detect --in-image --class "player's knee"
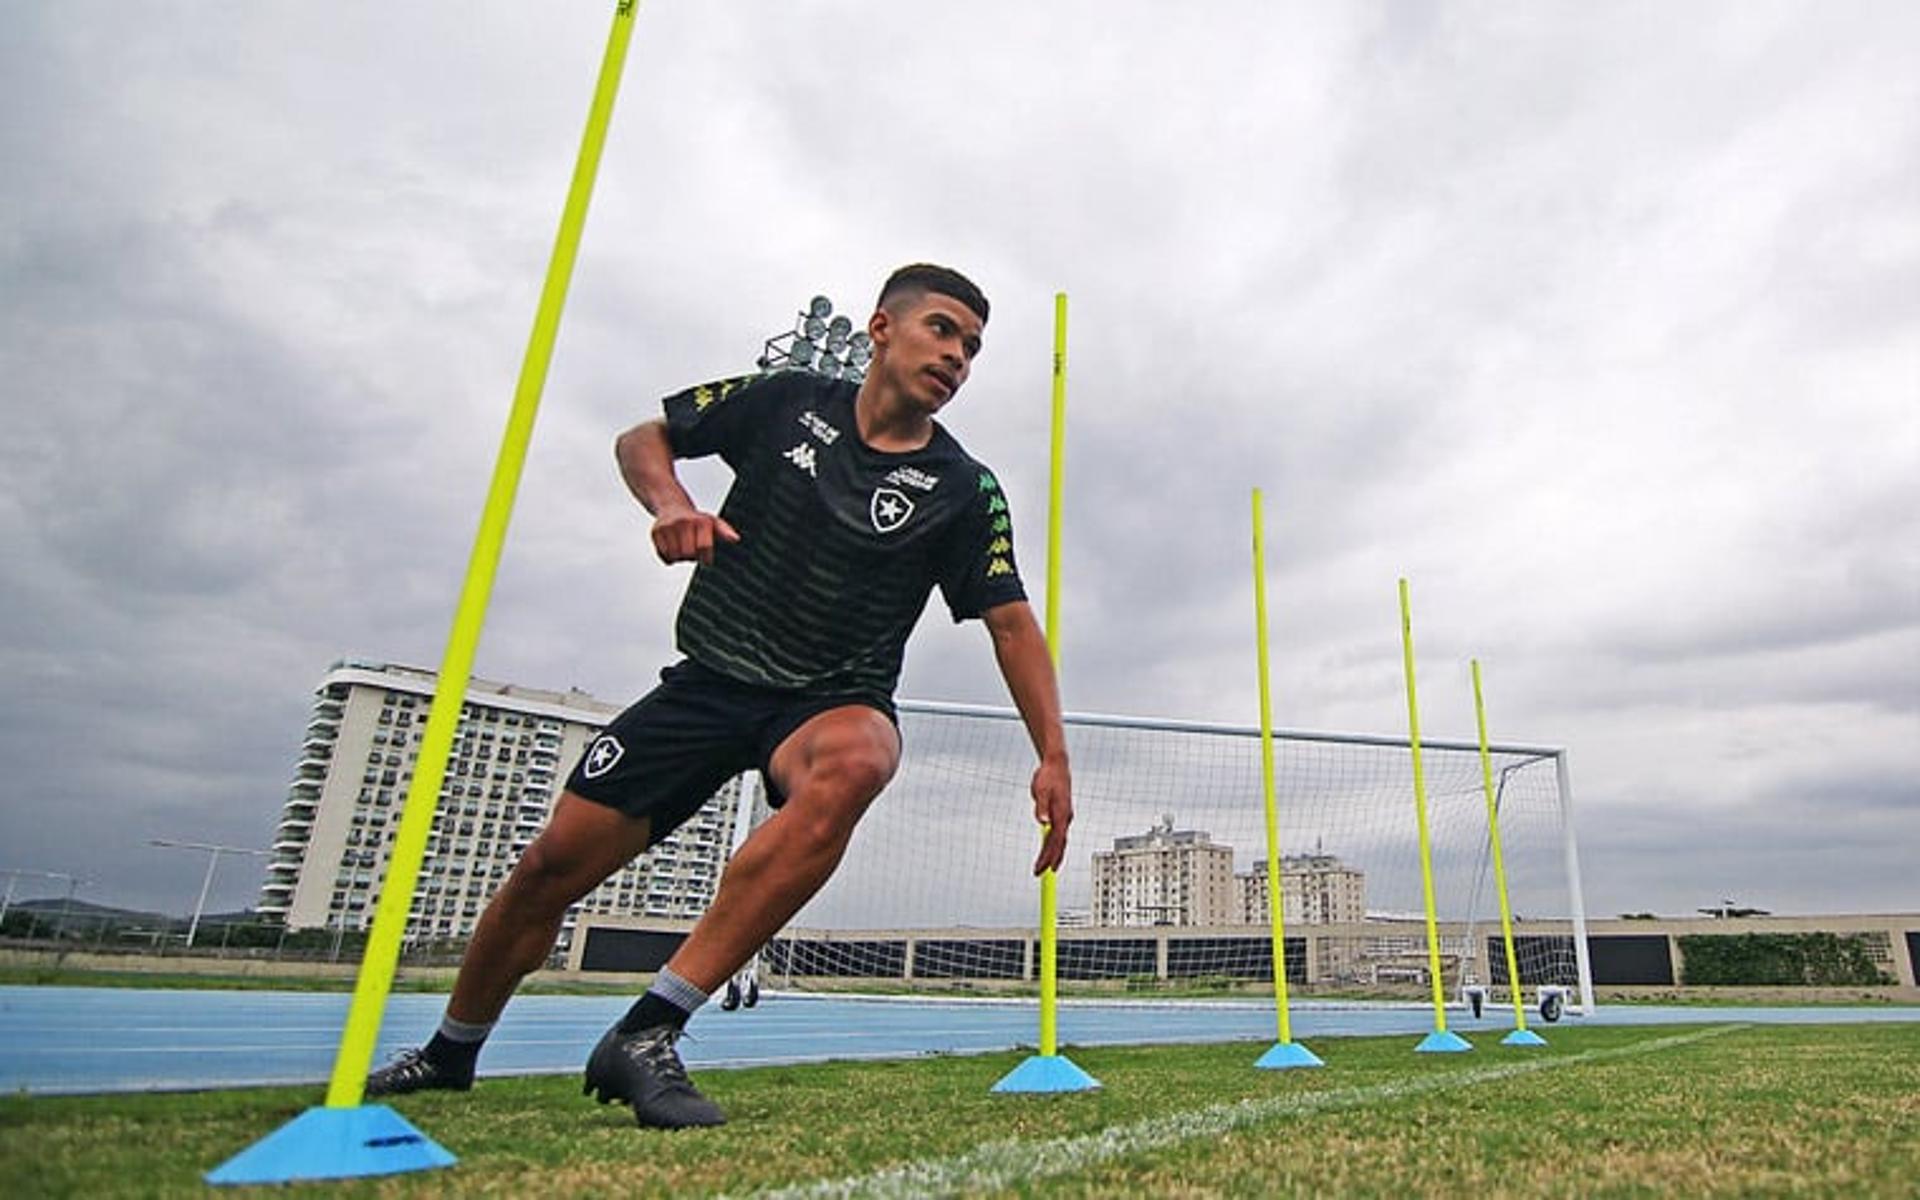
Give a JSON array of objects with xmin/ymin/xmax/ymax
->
[
  {"xmin": 507, "ymin": 837, "xmax": 596, "ymax": 904},
  {"xmin": 800, "ymin": 748, "xmax": 893, "ymax": 816},
  {"xmin": 781, "ymin": 802, "xmax": 863, "ymax": 862},
  {"xmin": 836, "ymin": 747, "xmax": 896, "ymax": 800},
  {"xmin": 782, "ymin": 767, "xmax": 885, "ymax": 852}
]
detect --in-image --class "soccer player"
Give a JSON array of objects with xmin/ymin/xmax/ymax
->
[{"xmin": 367, "ymin": 264, "xmax": 1073, "ymax": 1129}]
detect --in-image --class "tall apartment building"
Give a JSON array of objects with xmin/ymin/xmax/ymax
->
[
  {"xmin": 1090, "ymin": 815, "xmax": 1238, "ymax": 927},
  {"xmin": 258, "ymin": 660, "xmax": 745, "ymax": 949},
  {"xmin": 1236, "ymin": 851, "xmax": 1368, "ymax": 926}
]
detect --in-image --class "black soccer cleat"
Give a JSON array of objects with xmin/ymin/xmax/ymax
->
[
  {"xmin": 582, "ymin": 1023, "xmax": 727, "ymax": 1129},
  {"xmin": 365, "ymin": 1047, "xmax": 475, "ymax": 1097}
]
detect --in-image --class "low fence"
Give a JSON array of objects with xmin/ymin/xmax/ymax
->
[{"xmin": 570, "ymin": 912, "xmax": 1920, "ymax": 998}]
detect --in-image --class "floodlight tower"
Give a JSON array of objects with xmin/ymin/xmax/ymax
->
[{"xmin": 758, "ymin": 295, "xmax": 872, "ymax": 382}]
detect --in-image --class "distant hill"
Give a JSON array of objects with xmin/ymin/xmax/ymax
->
[{"xmin": 6, "ymin": 898, "xmax": 261, "ymax": 927}]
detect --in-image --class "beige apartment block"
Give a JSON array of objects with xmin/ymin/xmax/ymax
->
[
  {"xmin": 1237, "ymin": 852, "xmax": 1368, "ymax": 927},
  {"xmin": 258, "ymin": 660, "xmax": 743, "ymax": 950},
  {"xmin": 1091, "ymin": 815, "xmax": 1239, "ymax": 927}
]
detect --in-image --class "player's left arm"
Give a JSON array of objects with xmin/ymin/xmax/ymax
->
[{"xmin": 982, "ymin": 600, "xmax": 1072, "ymax": 875}]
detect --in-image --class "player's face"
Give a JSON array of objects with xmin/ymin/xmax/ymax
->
[{"xmin": 871, "ymin": 292, "xmax": 984, "ymax": 412}]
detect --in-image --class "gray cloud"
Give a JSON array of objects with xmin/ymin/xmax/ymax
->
[{"xmin": 2, "ymin": 2, "xmax": 1914, "ymax": 921}]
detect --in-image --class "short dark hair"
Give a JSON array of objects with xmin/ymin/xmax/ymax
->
[{"xmin": 877, "ymin": 263, "xmax": 989, "ymax": 325}]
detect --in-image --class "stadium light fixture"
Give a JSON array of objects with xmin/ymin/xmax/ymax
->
[
  {"xmin": 150, "ymin": 839, "xmax": 271, "ymax": 948},
  {"xmin": 758, "ymin": 294, "xmax": 871, "ymax": 383}
]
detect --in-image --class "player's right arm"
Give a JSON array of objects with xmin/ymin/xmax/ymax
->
[{"xmin": 613, "ymin": 418, "xmax": 740, "ymax": 566}]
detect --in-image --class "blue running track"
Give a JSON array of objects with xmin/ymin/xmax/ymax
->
[{"xmin": 2, "ymin": 986, "xmax": 1916, "ymax": 1095}]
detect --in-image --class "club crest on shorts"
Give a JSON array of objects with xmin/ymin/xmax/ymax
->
[
  {"xmin": 582, "ymin": 734, "xmax": 625, "ymax": 780},
  {"xmin": 869, "ymin": 487, "xmax": 914, "ymax": 533}
]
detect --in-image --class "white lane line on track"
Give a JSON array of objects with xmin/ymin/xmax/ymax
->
[{"xmin": 750, "ymin": 1025, "xmax": 1748, "ymax": 1200}]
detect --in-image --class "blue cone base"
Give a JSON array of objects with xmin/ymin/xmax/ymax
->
[
  {"xmin": 1255, "ymin": 1041, "xmax": 1325, "ymax": 1070},
  {"xmin": 1416, "ymin": 1029, "xmax": 1475, "ymax": 1053},
  {"xmin": 1502, "ymin": 1028, "xmax": 1549, "ymax": 1047},
  {"xmin": 992, "ymin": 1053, "xmax": 1101, "ymax": 1093},
  {"xmin": 206, "ymin": 1104, "xmax": 456, "ymax": 1186}
]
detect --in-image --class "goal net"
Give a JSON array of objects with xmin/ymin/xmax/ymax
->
[{"xmin": 759, "ymin": 701, "xmax": 1593, "ymax": 1011}]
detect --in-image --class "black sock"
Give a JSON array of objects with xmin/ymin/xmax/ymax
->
[
  {"xmin": 423, "ymin": 1031, "xmax": 483, "ymax": 1070},
  {"xmin": 617, "ymin": 991, "xmax": 693, "ymax": 1034}
]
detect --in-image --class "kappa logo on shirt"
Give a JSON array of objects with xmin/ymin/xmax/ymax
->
[
  {"xmin": 690, "ymin": 374, "xmax": 754, "ymax": 411},
  {"xmin": 870, "ymin": 487, "xmax": 914, "ymax": 533},
  {"xmin": 784, "ymin": 443, "xmax": 819, "ymax": 477},
  {"xmin": 581, "ymin": 735, "xmax": 625, "ymax": 780}
]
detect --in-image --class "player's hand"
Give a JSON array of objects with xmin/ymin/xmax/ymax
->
[
  {"xmin": 651, "ymin": 507, "xmax": 740, "ymax": 566},
  {"xmin": 1030, "ymin": 756, "xmax": 1072, "ymax": 876}
]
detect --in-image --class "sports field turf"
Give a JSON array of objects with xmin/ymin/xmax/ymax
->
[{"xmin": 3, "ymin": 1022, "xmax": 1914, "ymax": 1197}]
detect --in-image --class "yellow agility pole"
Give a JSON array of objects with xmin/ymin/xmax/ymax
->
[
  {"xmin": 1400, "ymin": 578, "xmax": 1472, "ymax": 1053},
  {"xmin": 1250, "ymin": 489, "xmax": 1322, "ymax": 1069},
  {"xmin": 207, "ymin": 3, "xmax": 644, "ymax": 1184},
  {"xmin": 1041, "ymin": 290, "xmax": 1065, "ymax": 1058},
  {"xmin": 1473, "ymin": 660, "xmax": 1548, "ymax": 1047},
  {"xmin": 993, "ymin": 292, "xmax": 1097, "ymax": 1093}
]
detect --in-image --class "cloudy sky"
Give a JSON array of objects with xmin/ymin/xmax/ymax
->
[{"xmin": 3, "ymin": 2, "xmax": 1914, "ymax": 924}]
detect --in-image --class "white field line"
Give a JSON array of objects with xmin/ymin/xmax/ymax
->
[{"xmin": 750, "ymin": 1025, "xmax": 1748, "ymax": 1200}]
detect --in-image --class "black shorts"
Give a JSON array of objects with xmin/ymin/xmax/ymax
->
[{"xmin": 564, "ymin": 659, "xmax": 897, "ymax": 847}]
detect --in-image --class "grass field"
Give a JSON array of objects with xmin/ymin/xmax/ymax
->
[{"xmin": 4, "ymin": 1022, "xmax": 1916, "ymax": 1197}]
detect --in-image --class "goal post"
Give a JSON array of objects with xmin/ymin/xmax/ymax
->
[{"xmin": 759, "ymin": 701, "xmax": 1594, "ymax": 1016}]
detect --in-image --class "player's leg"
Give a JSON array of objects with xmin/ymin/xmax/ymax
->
[
  {"xmin": 587, "ymin": 704, "xmax": 898, "ymax": 1128},
  {"xmin": 665, "ymin": 704, "xmax": 898, "ymax": 991},
  {"xmin": 366, "ymin": 792, "xmax": 650, "ymax": 1095},
  {"xmin": 449, "ymin": 791, "xmax": 653, "ymax": 1021}
]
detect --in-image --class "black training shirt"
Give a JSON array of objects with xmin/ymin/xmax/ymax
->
[{"xmin": 662, "ymin": 370, "xmax": 1027, "ymax": 701}]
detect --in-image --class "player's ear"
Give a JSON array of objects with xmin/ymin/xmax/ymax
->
[{"xmin": 867, "ymin": 307, "xmax": 892, "ymax": 351}]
